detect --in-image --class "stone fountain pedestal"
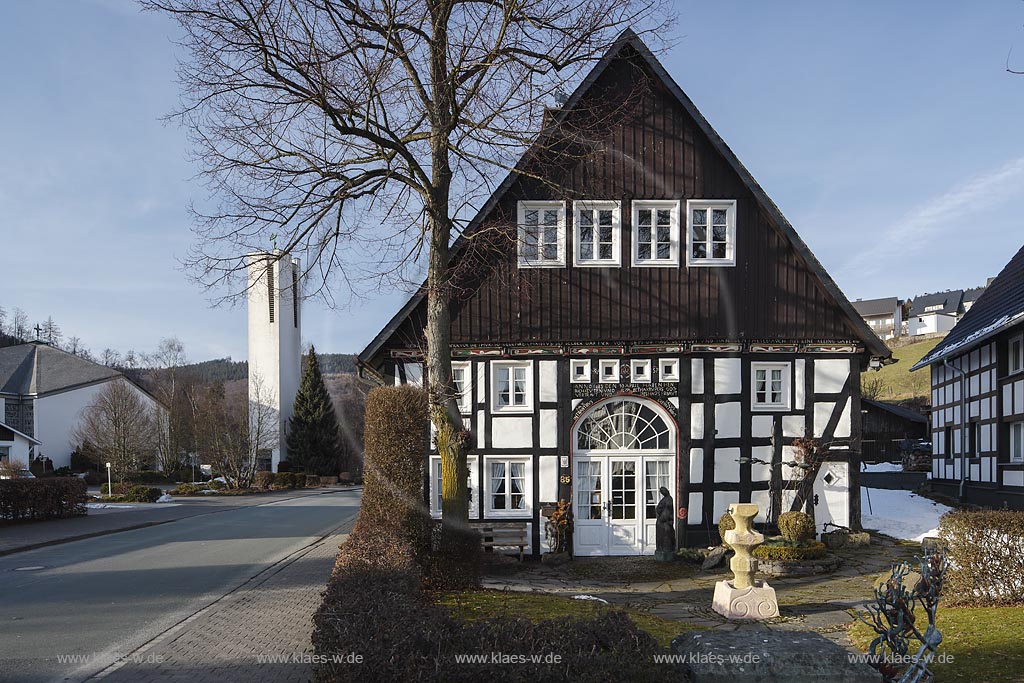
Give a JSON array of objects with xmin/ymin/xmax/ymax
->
[{"xmin": 711, "ymin": 503, "xmax": 779, "ymax": 620}]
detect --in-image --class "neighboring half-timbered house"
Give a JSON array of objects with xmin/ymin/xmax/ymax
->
[
  {"xmin": 912, "ymin": 243, "xmax": 1024, "ymax": 509},
  {"xmin": 357, "ymin": 31, "xmax": 891, "ymax": 554}
]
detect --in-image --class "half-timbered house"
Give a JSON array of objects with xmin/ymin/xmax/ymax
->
[
  {"xmin": 912, "ymin": 243, "xmax": 1024, "ymax": 509},
  {"xmin": 357, "ymin": 31, "xmax": 891, "ymax": 555}
]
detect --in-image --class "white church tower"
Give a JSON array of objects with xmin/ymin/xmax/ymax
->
[{"xmin": 247, "ymin": 251, "xmax": 302, "ymax": 472}]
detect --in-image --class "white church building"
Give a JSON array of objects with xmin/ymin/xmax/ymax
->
[
  {"xmin": 0, "ymin": 341, "xmax": 164, "ymax": 470},
  {"xmin": 247, "ymin": 251, "xmax": 302, "ymax": 472}
]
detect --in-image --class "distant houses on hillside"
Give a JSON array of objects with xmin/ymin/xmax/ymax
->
[{"xmin": 852, "ymin": 283, "xmax": 990, "ymax": 341}]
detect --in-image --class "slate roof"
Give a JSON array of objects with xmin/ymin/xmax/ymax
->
[
  {"xmin": 358, "ymin": 30, "xmax": 891, "ymax": 364},
  {"xmin": 862, "ymin": 399, "xmax": 927, "ymax": 424},
  {"xmin": 0, "ymin": 342, "xmax": 121, "ymax": 396},
  {"xmin": 963, "ymin": 286, "xmax": 987, "ymax": 304},
  {"xmin": 908, "ymin": 290, "xmax": 962, "ymax": 317},
  {"xmin": 913, "ymin": 243, "xmax": 1024, "ymax": 370},
  {"xmin": 852, "ymin": 297, "xmax": 899, "ymax": 318}
]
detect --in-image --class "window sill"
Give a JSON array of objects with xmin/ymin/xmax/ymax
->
[
  {"xmin": 687, "ymin": 259, "xmax": 736, "ymax": 267},
  {"xmin": 632, "ymin": 260, "xmax": 679, "ymax": 268},
  {"xmin": 573, "ymin": 260, "xmax": 622, "ymax": 268},
  {"xmin": 752, "ymin": 404, "xmax": 790, "ymax": 412},
  {"xmin": 492, "ymin": 406, "xmax": 534, "ymax": 415},
  {"xmin": 517, "ymin": 260, "xmax": 565, "ymax": 269},
  {"xmin": 485, "ymin": 509, "xmax": 533, "ymax": 518}
]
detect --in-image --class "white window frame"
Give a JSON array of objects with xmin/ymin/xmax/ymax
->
[
  {"xmin": 630, "ymin": 359, "xmax": 652, "ymax": 384},
  {"xmin": 570, "ymin": 359, "xmax": 592, "ymax": 384},
  {"xmin": 686, "ymin": 199, "xmax": 737, "ymax": 267},
  {"xmin": 659, "ymin": 358, "xmax": 679, "ymax": 382},
  {"xmin": 517, "ymin": 201, "xmax": 566, "ymax": 268},
  {"xmin": 631, "ymin": 200, "xmax": 680, "ymax": 267},
  {"xmin": 491, "ymin": 361, "xmax": 533, "ymax": 413},
  {"xmin": 395, "ymin": 362, "xmax": 423, "ymax": 387},
  {"xmin": 1010, "ymin": 334, "xmax": 1024, "ymax": 375},
  {"xmin": 451, "ymin": 361, "xmax": 472, "ymax": 415},
  {"xmin": 599, "ymin": 359, "xmax": 620, "ymax": 384},
  {"xmin": 572, "ymin": 200, "xmax": 621, "ymax": 267},
  {"xmin": 483, "ymin": 456, "xmax": 533, "ymax": 517},
  {"xmin": 1010, "ymin": 422, "xmax": 1024, "ymax": 463},
  {"xmin": 751, "ymin": 362, "xmax": 791, "ymax": 411},
  {"xmin": 429, "ymin": 455, "xmax": 478, "ymax": 518}
]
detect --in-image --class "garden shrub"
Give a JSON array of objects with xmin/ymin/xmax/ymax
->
[
  {"xmin": 254, "ymin": 471, "xmax": 275, "ymax": 489},
  {"xmin": 939, "ymin": 509, "xmax": 1024, "ymax": 606},
  {"xmin": 718, "ymin": 512, "xmax": 735, "ymax": 547},
  {"xmin": 753, "ymin": 540, "xmax": 827, "ymax": 561},
  {"xmin": 292, "ymin": 473, "xmax": 307, "ymax": 488},
  {"xmin": 170, "ymin": 483, "xmax": 204, "ymax": 496},
  {"xmin": 116, "ymin": 486, "xmax": 162, "ymax": 503},
  {"xmin": 305, "ymin": 475, "xmax": 321, "ymax": 488},
  {"xmin": 208, "ymin": 479, "xmax": 226, "ymax": 491},
  {"xmin": 274, "ymin": 472, "xmax": 295, "ymax": 488},
  {"xmin": 101, "ymin": 482, "xmax": 133, "ymax": 496},
  {"xmin": 0, "ymin": 478, "xmax": 87, "ymax": 522},
  {"xmin": 778, "ymin": 511, "xmax": 816, "ymax": 543}
]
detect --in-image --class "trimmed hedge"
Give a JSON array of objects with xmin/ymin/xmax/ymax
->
[
  {"xmin": 0, "ymin": 478, "xmax": 87, "ymax": 522},
  {"xmin": 753, "ymin": 540, "xmax": 827, "ymax": 561},
  {"xmin": 254, "ymin": 471, "xmax": 275, "ymax": 489},
  {"xmin": 274, "ymin": 472, "xmax": 295, "ymax": 489},
  {"xmin": 778, "ymin": 511, "xmax": 816, "ymax": 543},
  {"xmin": 170, "ymin": 483, "xmax": 205, "ymax": 496},
  {"xmin": 293, "ymin": 473, "xmax": 308, "ymax": 488},
  {"xmin": 305, "ymin": 474, "xmax": 321, "ymax": 488},
  {"xmin": 939, "ymin": 509, "xmax": 1024, "ymax": 606},
  {"xmin": 718, "ymin": 512, "xmax": 735, "ymax": 547}
]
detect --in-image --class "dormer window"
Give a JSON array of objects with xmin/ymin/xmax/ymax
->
[
  {"xmin": 573, "ymin": 201, "xmax": 621, "ymax": 267},
  {"xmin": 687, "ymin": 199, "xmax": 736, "ymax": 266},
  {"xmin": 517, "ymin": 201, "xmax": 565, "ymax": 268},
  {"xmin": 632, "ymin": 201, "xmax": 679, "ymax": 266}
]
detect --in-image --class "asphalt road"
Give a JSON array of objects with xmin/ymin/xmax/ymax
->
[{"xmin": 0, "ymin": 488, "xmax": 360, "ymax": 683}]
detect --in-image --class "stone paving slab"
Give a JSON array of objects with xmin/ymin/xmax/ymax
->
[{"xmin": 91, "ymin": 526, "xmax": 352, "ymax": 683}]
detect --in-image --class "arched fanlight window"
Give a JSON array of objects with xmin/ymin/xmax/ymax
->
[{"xmin": 575, "ymin": 398, "xmax": 673, "ymax": 451}]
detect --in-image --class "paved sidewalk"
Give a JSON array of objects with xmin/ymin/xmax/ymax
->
[
  {"xmin": 93, "ymin": 526, "xmax": 352, "ymax": 683},
  {"xmin": 0, "ymin": 487, "xmax": 357, "ymax": 556}
]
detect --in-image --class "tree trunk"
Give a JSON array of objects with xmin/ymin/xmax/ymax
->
[{"xmin": 426, "ymin": 6, "xmax": 471, "ymax": 546}]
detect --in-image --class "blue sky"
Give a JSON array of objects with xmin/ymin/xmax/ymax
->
[{"xmin": 2, "ymin": 1, "xmax": 1024, "ymax": 361}]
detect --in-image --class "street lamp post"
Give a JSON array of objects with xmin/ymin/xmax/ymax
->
[{"xmin": 105, "ymin": 462, "xmax": 112, "ymax": 497}]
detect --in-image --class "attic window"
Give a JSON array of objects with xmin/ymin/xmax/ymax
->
[
  {"xmin": 1010, "ymin": 335, "xmax": 1024, "ymax": 375},
  {"xmin": 517, "ymin": 201, "xmax": 565, "ymax": 268},
  {"xmin": 924, "ymin": 304, "xmax": 943, "ymax": 313},
  {"xmin": 633, "ymin": 201, "xmax": 679, "ymax": 266},
  {"xmin": 686, "ymin": 200, "xmax": 736, "ymax": 267},
  {"xmin": 573, "ymin": 200, "xmax": 620, "ymax": 266}
]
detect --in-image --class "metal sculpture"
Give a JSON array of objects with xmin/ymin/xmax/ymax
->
[{"xmin": 857, "ymin": 549, "xmax": 946, "ymax": 683}]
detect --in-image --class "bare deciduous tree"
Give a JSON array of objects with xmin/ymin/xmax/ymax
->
[
  {"xmin": 196, "ymin": 373, "xmax": 278, "ymax": 488},
  {"xmin": 148, "ymin": 338, "xmax": 193, "ymax": 474},
  {"xmin": 101, "ymin": 348, "xmax": 122, "ymax": 367},
  {"xmin": 73, "ymin": 380, "xmax": 161, "ymax": 481},
  {"xmin": 40, "ymin": 316, "xmax": 61, "ymax": 347},
  {"xmin": 146, "ymin": 0, "xmax": 671, "ymax": 543},
  {"xmin": 11, "ymin": 308, "xmax": 28, "ymax": 341}
]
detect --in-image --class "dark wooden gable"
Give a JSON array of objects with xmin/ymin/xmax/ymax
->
[{"xmin": 362, "ymin": 35, "xmax": 886, "ymax": 362}]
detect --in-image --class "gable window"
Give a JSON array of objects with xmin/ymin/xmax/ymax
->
[
  {"xmin": 452, "ymin": 361, "xmax": 471, "ymax": 414},
  {"xmin": 632, "ymin": 201, "xmax": 679, "ymax": 266},
  {"xmin": 686, "ymin": 199, "xmax": 736, "ymax": 266},
  {"xmin": 1011, "ymin": 422, "xmax": 1024, "ymax": 463},
  {"xmin": 1010, "ymin": 334, "xmax": 1024, "ymax": 375},
  {"xmin": 430, "ymin": 456, "xmax": 478, "ymax": 518},
  {"xmin": 517, "ymin": 201, "xmax": 565, "ymax": 268},
  {"xmin": 492, "ymin": 361, "xmax": 532, "ymax": 412},
  {"xmin": 570, "ymin": 359, "xmax": 591, "ymax": 384},
  {"xmin": 751, "ymin": 362, "xmax": 790, "ymax": 410},
  {"xmin": 630, "ymin": 359, "xmax": 652, "ymax": 384},
  {"xmin": 599, "ymin": 359, "xmax": 620, "ymax": 384},
  {"xmin": 924, "ymin": 304, "xmax": 943, "ymax": 313},
  {"xmin": 573, "ymin": 200, "xmax": 620, "ymax": 266},
  {"xmin": 659, "ymin": 358, "xmax": 679, "ymax": 382},
  {"xmin": 485, "ymin": 457, "xmax": 532, "ymax": 515}
]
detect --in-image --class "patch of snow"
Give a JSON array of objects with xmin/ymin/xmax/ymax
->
[
  {"xmin": 861, "ymin": 488, "xmax": 953, "ymax": 542},
  {"xmin": 156, "ymin": 494, "xmax": 174, "ymax": 503},
  {"xmin": 862, "ymin": 462, "xmax": 903, "ymax": 473},
  {"xmin": 86, "ymin": 503, "xmax": 136, "ymax": 509},
  {"xmin": 571, "ymin": 595, "xmax": 609, "ymax": 604}
]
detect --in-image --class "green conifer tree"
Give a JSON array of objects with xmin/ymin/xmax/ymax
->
[{"xmin": 286, "ymin": 346, "xmax": 342, "ymax": 475}]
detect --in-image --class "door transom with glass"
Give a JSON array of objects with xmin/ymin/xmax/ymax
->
[{"xmin": 573, "ymin": 398, "xmax": 675, "ymax": 556}]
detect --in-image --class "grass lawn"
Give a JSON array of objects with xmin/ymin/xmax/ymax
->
[
  {"xmin": 868, "ymin": 337, "xmax": 942, "ymax": 400},
  {"xmin": 435, "ymin": 589, "xmax": 699, "ymax": 648},
  {"xmin": 849, "ymin": 606, "xmax": 1024, "ymax": 682}
]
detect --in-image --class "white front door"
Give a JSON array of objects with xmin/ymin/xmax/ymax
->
[
  {"xmin": 812, "ymin": 461, "xmax": 850, "ymax": 536},
  {"xmin": 608, "ymin": 457, "xmax": 641, "ymax": 554}
]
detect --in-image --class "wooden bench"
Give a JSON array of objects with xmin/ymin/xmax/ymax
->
[{"xmin": 472, "ymin": 522, "xmax": 529, "ymax": 561}]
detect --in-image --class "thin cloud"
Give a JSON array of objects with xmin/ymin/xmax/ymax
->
[{"xmin": 845, "ymin": 156, "xmax": 1024, "ymax": 277}]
